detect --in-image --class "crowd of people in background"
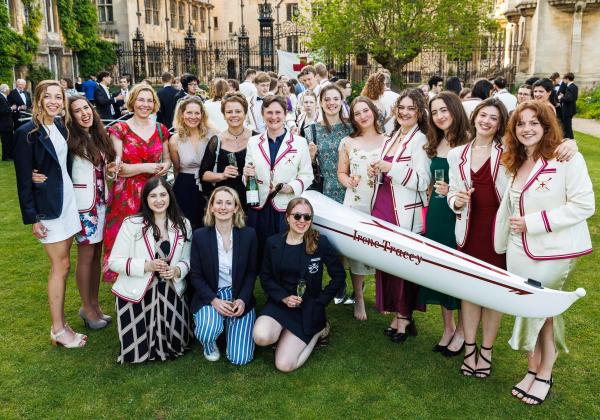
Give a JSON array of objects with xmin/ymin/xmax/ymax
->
[{"xmin": 5, "ymin": 63, "xmax": 594, "ymax": 406}]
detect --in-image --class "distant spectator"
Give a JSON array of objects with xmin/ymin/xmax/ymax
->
[
  {"xmin": 516, "ymin": 84, "xmax": 533, "ymax": 104},
  {"xmin": 445, "ymin": 76, "xmax": 462, "ymax": 96},
  {"xmin": 59, "ymin": 78, "xmax": 78, "ymax": 97},
  {"xmin": 428, "ymin": 75, "xmax": 444, "ymax": 100},
  {"xmin": 175, "ymin": 73, "xmax": 200, "ymax": 102},
  {"xmin": 459, "ymin": 88, "xmax": 471, "ymax": 100},
  {"xmin": 493, "ymin": 76, "xmax": 517, "ymax": 113},
  {"xmin": 463, "ymin": 79, "xmax": 494, "ymax": 118},
  {"xmin": 227, "ymin": 78, "xmax": 240, "ymax": 93},
  {"xmin": 157, "ymin": 72, "xmax": 179, "ymax": 129},
  {"xmin": 239, "ymin": 68, "xmax": 257, "ymax": 98},
  {"xmin": 559, "ymin": 72, "xmax": 578, "ymax": 139},
  {"xmin": 82, "ymin": 74, "xmax": 97, "ymax": 102}
]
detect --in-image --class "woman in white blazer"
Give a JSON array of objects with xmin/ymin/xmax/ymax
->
[
  {"xmin": 367, "ymin": 89, "xmax": 430, "ymax": 336},
  {"xmin": 243, "ymin": 95, "xmax": 314, "ymax": 262},
  {"xmin": 494, "ymin": 102, "xmax": 594, "ymax": 405},
  {"xmin": 32, "ymin": 95, "xmax": 117, "ymax": 330},
  {"xmin": 109, "ymin": 177, "xmax": 192, "ymax": 363}
]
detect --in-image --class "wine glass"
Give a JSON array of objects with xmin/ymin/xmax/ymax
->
[
  {"xmin": 371, "ymin": 161, "xmax": 383, "ymax": 185},
  {"xmin": 297, "ymin": 278, "xmax": 307, "ymax": 298},
  {"xmin": 349, "ymin": 163, "xmax": 361, "ymax": 187},
  {"xmin": 434, "ymin": 169, "xmax": 445, "ymax": 198},
  {"xmin": 108, "ymin": 155, "xmax": 121, "ymax": 181}
]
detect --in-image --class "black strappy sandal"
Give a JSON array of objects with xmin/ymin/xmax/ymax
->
[
  {"xmin": 460, "ymin": 342, "xmax": 477, "ymax": 377},
  {"xmin": 524, "ymin": 377, "xmax": 553, "ymax": 405},
  {"xmin": 511, "ymin": 370, "xmax": 537, "ymax": 399},
  {"xmin": 390, "ymin": 316, "xmax": 417, "ymax": 343},
  {"xmin": 475, "ymin": 345, "xmax": 493, "ymax": 378}
]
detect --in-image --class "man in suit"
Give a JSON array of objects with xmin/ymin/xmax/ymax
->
[
  {"xmin": 94, "ymin": 71, "xmax": 124, "ymax": 122},
  {"xmin": 550, "ymin": 72, "xmax": 566, "ymax": 118},
  {"xmin": 8, "ymin": 79, "xmax": 32, "ymax": 130},
  {"xmin": 112, "ymin": 75, "xmax": 130, "ymax": 117},
  {"xmin": 559, "ymin": 72, "xmax": 578, "ymax": 139},
  {"xmin": 0, "ymin": 84, "xmax": 15, "ymax": 161},
  {"xmin": 156, "ymin": 72, "xmax": 179, "ymax": 129}
]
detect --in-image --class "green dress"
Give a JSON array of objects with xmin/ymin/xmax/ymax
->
[
  {"xmin": 418, "ymin": 157, "xmax": 461, "ymax": 310},
  {"xmin": 315, "ymin": 122, "xmax": 353, "ymax": 204}
]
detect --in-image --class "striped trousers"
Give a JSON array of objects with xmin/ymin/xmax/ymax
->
[{"xmin": 193, "ymin": 287, "xmax": 256, "ymax": 365}]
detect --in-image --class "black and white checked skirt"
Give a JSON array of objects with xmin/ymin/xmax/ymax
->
[{"xmin": 116, "ymin": 279, "xmax": 192, "ymax": 363}]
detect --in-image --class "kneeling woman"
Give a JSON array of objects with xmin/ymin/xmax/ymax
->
[
  {"xmin": 109, "ymin": 177, "xmax": 192, "ymax": 363},
  {"xmin": 190, "ymin": 187, "xmax": 258, "ymax": 365},
  {"xmin": 254, "ymin": 197, "xmax": 346, "ymax": 372}
]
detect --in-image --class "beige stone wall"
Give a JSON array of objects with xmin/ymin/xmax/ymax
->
[{"xmin": 580, "ymin": 8, "xmax": 600, "ymax": 87}]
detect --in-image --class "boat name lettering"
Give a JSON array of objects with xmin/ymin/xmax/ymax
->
[{"xmin": 352, "ymin": 230, "xmax": 422, "ymax": 265}]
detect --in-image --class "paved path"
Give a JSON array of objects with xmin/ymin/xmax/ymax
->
[{"xmin": 573, "ymin": 118, "xmax": 600, "ymax": 138}]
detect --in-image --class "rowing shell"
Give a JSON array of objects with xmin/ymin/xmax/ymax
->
[{"xmin": 302, "ymin": 191, "xmax": 586, "ymax": 318}]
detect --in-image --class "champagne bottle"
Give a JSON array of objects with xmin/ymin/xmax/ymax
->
[{"xmin": 246, "ymin": 174, "xmax": 259, "ymax": 207}]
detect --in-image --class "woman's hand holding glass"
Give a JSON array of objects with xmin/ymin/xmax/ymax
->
[
  {"xmin": 221, "ymin": 165, "xmax": 239, "ymax": 180},
  {"xmin": 283, "ymin": 295, "xmax": 303, "ymax": 308},
  {"xmin": 155, "ymin": 161, "xmax": 171, "ymax": 177},
  {"xmin": 211, "ymin": 297, "xmax": 235, "ymax": 317}
]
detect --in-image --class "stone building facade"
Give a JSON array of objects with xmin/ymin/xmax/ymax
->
[{"xmin": 500, "ymin": 0, "xmax": 600, "ymax": 88}]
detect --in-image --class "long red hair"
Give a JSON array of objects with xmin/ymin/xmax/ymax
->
[{"xmin": 503, "ymin": 101, "xmax": 563, "ymax": 175}]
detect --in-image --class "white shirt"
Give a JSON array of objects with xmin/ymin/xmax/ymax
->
[
  {"xmin": 240, "ymin": 80, "xmax": 257, "ymax": 98},
  {"xmin": 216, "ymin": 229, "xmax": 233, "ymax": 289},
  {"xmin": 204, "ymin": 100, "xmax": 227, "ymax": 132},
  {"xmin": 494, "ymin": 88, "xmax": 517, "ymax": 113},
  {"xmin": 19, "ymin": 90, "xmax": 27, "ymax": 104},
  {"xmin": 380, "ymin": 89, "xmax": 400, "ymax": 134},
  {"xmin": 462, "ymin": 97, "xmax": 482, "ymax": 119}
]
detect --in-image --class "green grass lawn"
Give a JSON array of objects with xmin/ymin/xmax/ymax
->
[{"xmin": 1, "ymin": 133, "xmax": 599, "ymax": 419}]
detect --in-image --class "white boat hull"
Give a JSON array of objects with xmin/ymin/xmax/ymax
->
[{"xmin": 302, "ymin": 191, "xmax": 586, "ymax": 318}]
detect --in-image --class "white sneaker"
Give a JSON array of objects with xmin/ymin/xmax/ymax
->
[{"xmin": 203, "ymin": 344, "xmax": 220, "ymax": 362}]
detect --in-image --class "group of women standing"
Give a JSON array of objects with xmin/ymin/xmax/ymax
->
[{"xmin": 13, "ymin": 78, "xmax": 594, "ymax": 402}]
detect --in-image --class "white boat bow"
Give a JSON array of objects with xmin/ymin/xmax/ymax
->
[{"xmin": 302, "ymin": 191, "xmax": 586, "ymax": 318}]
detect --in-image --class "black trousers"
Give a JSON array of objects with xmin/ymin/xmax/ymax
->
[
  {"xmin": 0, "ymin": 130, "xmax": 13, "ymax": 160},
  {"xmin": 561, "ymin": 114, "xmax": 574, "ymax": 139}
]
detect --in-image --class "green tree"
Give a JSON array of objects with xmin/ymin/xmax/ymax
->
[{"xmin": 306, "ymin": 0, "xmax": 495, "ymax": 71}]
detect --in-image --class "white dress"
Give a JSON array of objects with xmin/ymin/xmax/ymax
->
[
  {"xmin": 506, "ymin": 187, "xmax": 574, "ymax": 352},
  {"xmin": 39, "ymin": 124, "xmax": 81, "ymax": 244},
  {"xmin": 339, "ymin": 137, "xmax": 382, "ymax": 275}
]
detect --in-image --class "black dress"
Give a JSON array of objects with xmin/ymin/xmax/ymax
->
[
  {"xmin": 259, "ymin": 243, "xmax": 311, "ymax": 343},
  {"xmin": 199, "ymin": 135, "xmax": 248, "ymax": 209}
]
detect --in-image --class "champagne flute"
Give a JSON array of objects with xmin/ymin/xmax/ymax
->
[
  {"xmin": 227, "ymin": 152, "xmax": 238, "ymax": 168},
  {"xmin": 297, "ymin": 278, "xmax": 307, "ymax": 298},
  {"xmin": 434, "ymin": 169, "xmax": 445, "ymax": 198},
  {"xmin": 349, "ymin": 163, "xmax": 361, "ymax": 187},
  {"xmin": 109, "ymin": 155, "xmax": 121, "ymax": 181},
  {"xmin": 371, "ymin": 161, "xmax": 383, "ymax": 185}
]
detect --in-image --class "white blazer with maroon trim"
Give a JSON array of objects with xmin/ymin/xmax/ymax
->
[
  {"xmin": 371, "ymin": 126, "xmax": 431, "ymax": 233},
  {"xmin": 246, "ymin": 96, "xmax": 266, "ymax": 133},
  {"xmin": 494, "ymin": 153, "xmax": 594, "ymax": 260},
  {"xmin": 70, "ymin": 156, "xmax": 109, "ymax": 213},
  {"xmin": 109, "ymin": 216, "xmax": 192, "ymax": 303},
  {"xmin": 245, "ymin": 130, "xmax": 314, "ymax": 212},
  {"xmin": 447, "ymin": 140, "xmax": 508, "ymax": 248}
]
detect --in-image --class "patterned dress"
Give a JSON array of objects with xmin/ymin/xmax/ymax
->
[
  {"xmin": 76, "ymin": 163, "xmax": 107, "ymax": 245},
  {"xmin": 314, "ymin": 122, "xmax": 352, "ymax": 203},
  {"xmin": 102, "ymin": 122, "xmax": 169, "ymax": 282},
  {"xmin": 339, "ymin": 136, "xmax": 381, "ymax": 275}
]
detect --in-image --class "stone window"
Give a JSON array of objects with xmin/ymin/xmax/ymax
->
[
  {"xmin": 192, "ymin": 6, "xmax": 199, "ymax": 32},
  {"xmin": 145, "ymin": 0, "xmax": 159, "ymax": 26},
  {"xmin": 200, "ymin": 8, "xmax": 206, "ymax": 33},
  {"xmin": 286, "ymin": 3, "xmax": 299, "ymax": 21},
  {"xmin": 213, "ymin": 16, "xmax": 218, "ymax": 30},
  {"xmin": 97, "ymin": 0, "xmax": 113, "ymax": 23},
  {"xmin": 170, "ymin": 0, "xmax": 177, "ymax": 29},
  {"xmin": 178, "ymin": 1, "xmax": 185, "ymax": 30}
]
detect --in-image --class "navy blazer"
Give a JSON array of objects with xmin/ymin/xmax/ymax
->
[
  {"xmin": 14, "ymin": 120, "xmax": 72, "ymax": 225},
  {"xmin": 561, "ymin": 83, "xmax": 578, "ymax": 118},
  {"xmin": 190, "ymin": 226, "xmax": 258, "ymax": 315},
  {"xmin": 260, "ymin": 233, "xmax": 346, "ymax": 336},
  {"xmin": 156, "ymin": 85, "xmax": 180, "ymax": 129},
  {"xmin": 94, "ymin": 85, "xmax": 116, "ymax": 120}
]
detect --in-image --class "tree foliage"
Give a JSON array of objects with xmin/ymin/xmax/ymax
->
[
  {"xmin": 56, "ymin": 0, "xmax": 116, "ymax": 76},
  {"xmin": 305, "ymin": 0, "xmax": 496, "ymax": 70}
]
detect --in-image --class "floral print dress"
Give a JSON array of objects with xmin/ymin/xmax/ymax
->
[
  {"xmin": 315, "ymin": 123, "xmax": 353, "ymax": 203},
  {"xmin": 75, "ymin": 163, "xmax": 107, "ymax": 245},
  {"xmin": 102, "ymin": 121, "xmax": 169, "ymax": 282}
]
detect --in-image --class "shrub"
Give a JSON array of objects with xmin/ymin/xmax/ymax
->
[{"xmin": 576, "ymin": 85, "xmax": 600, "ymax": 120}]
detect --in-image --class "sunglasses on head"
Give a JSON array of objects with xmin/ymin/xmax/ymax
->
[{"xmin": 292, "ymin": 213, "xmax": 312, "ymax": 221}]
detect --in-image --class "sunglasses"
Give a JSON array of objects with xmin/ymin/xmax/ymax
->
[{"xmin": 292, "ymin": 213, "xmax": 312, "ymax": 221}]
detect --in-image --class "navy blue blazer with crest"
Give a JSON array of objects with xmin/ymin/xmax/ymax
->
[
  {"xmin": 14, "ymin": 119, "xmax": 72, "ymax": 225},
  {"xmin": 260, "ymin": 233, "xmax": 346, "ymax": 336},
  {"xmin": 190, "ymin": 226, "xmax": 258, "ymax": 315}
]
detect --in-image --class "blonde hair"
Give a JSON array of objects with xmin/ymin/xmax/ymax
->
[
  {"xmin": 203, "ymin": 186, "xmax": 246, "ymax": 228},
  {"xmin": 210, "ymin": 78, "xmax": 229, "ymax": 101},
  {"xmin": 126, "ymin": 83, "xmax": 160, "ymax": 114},
  {"xmin": 31, "ymin": 80, "xmax": 69, "ymax": 130},
  {"xmin": 173, "ymin": 96, "xmax": 210, "ymax": 140}
]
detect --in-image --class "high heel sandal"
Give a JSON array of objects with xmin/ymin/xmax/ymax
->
[
  {"xmin": 511, "ymin": 370, "xmax": 537, "ymax": 399},
  {"xmin": 79, "ymin": 308, "xmax": 108, "ymax": 330},
  {"xmin": 390, "ymin": 316, "xmax": 417, "ymax": 343},
  {"xmin": 475, "ymin": 345, "xmax": 493, "ymax": 378},
  {"xmin": 50, "ymin": 324, "xmax": 87, "ymax": 348},
  {"xmin": 459, "ymin": 342, "xmax": 477, "ymax": 376},
  {"xmin": 523, "ymin": 377, "xmax": 553, "ymax": 405},
  {"xmin": 442, "ymin": 335, "xmax": 465, "ymax": 357}
]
